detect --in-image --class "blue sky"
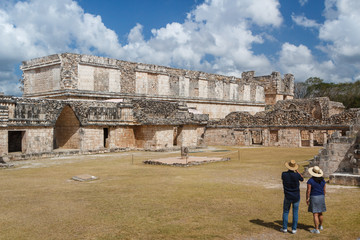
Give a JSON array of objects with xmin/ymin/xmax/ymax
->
[{"xmin": 1, "ymin": 0, "xmax": 360, "ymax": 96}]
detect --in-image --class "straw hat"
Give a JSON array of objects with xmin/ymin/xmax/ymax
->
[
  {"xmin": 308, "ymin": 166, "xmax": 323, "ymax": 177},
  {"xmin": 285, "ymin": 159, "xmax": 298, "ymax": 171}
]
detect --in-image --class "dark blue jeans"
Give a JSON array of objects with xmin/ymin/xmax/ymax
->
[{"xmin": 282, "ymin": 198, "xmax": 300, "ymax": 230}]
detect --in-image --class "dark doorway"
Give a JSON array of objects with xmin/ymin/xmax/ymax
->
[
  {"xmin": 270, "ymin": 130, "xmax": 279, "ymax": 143},
  {"xmin": 8, "ymin": 131, "xmax": 25, "ymax": 152},
  {"xmin": 104, "ymin": 128, "xmax": 109, "ymax": 148},
  {"xmin": 251, "ymin": 130, "xmax": 263, "ymax": 145},
  {"xmin": 173, "ymin": 126, "xmax": 183, "ymax": 146}
]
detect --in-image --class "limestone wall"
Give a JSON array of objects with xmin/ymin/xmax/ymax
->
[
  {"xmin": 277, "ymin": 128, "xmax": 301, "ymax": 147},
  {"xmin": 21, "ymin": 54, "xmax": 62, "ymax": 95},
  {"xmin": 109, "ymin": 126, "xmax": 136, "ymax": 149},
  {"xmin": 134, "ymin": 125, "xmax": 173, "ymax": 150},
  {"xmin": 0, "ymin": 129, "xmax": 7, "ymax": 155},
  {"xmin": 204, "ymin": 127, "xmax": 308, "ymax": 148},
  {"xmin": 309, "ymin": 131, "xmax": 354, "ymax": 177},
  {"xmin": 81, "ymin": 127, "xmax": 104, "ymax": 151},
  {"xmin": 187, "ymin": 103, "xmax": 264, "ymax": 119},
  {"xmin": 3, "ymin": 127, "xmax": 53, "ymax": 155},
  {"xmin": 155, "ymin": 127, "xmax": 174, "ymax": 149},
  {"xmin": 203, "ymin": 128, "xmax": 251, "ymax": 146},
  {"xmin": 19, "ymin": 53, "xmax": 301, "ymax": 118},
  {"xmin": 177, "ymin": 125, "xmax": 200, "ymax": 147},
  {"xmin": 23, "ymin": 128, "xmax": 53, "ymax": 154}
]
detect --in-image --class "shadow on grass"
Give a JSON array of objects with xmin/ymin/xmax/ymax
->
[{"xmin": 249, "ymin": 219, "xmax": 313, "ymax": 231}]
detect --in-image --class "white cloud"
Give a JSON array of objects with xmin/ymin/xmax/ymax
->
[
  {"xmin": 291, "ymin": 14, "xmax": 320, "ymax": 28},
  {"xmin": 277, "ymin": 0, "xmax": 360, "ymax": 83},
  {"xmin": 0, "ymin": 0, "xmax": 124, "ymax": 95},
  {"xmin": 299, "ymin": 0, "xmax": 308, "ymax": 6},
  {"xmin": 277, "ymin": 43, "xmax": 358, "ymax": 83},
  {"xmin": 320, "ymin": 0, "xmax": 360, "ymax": 63},
  {"xmin": 121, "ymin": 0, "xmax": 282, "ymax": 75}
]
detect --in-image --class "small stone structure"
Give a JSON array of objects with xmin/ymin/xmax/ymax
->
[
  {"xmin": 181, "ymin": 147, "xmax": 189, "ymax": 159},
  {"xmin": 144, "ymin": 156, "xmax": 230, "ymax": 167}
]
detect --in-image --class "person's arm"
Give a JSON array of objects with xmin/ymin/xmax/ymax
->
[
  {"xmin": 306, "ymin": 183, "xmax": 311, "ymax": 205},
  {"xmin": 323, "ymin": 183, "xmax": 326, "ymax": 195},
  {"xmin": 296, "ymin": 169, "xmax": 304, "ymax": 181}
]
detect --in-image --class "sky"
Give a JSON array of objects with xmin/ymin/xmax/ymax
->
[{"xmin": 1, "ymin": 0, "xmax": 360, "ymax": 96}]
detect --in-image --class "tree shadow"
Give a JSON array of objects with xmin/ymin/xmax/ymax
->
[{"xmin": 249, "ymin": 219, "xmax": 313, "ymax": 231}]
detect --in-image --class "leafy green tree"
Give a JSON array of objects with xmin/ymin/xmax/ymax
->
[{"xmin": 299, "ymin": 77, "xmax": 360, "ymax": 109}]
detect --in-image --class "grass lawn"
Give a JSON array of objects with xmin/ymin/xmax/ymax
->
[{"xmin": 0, "ymin": 146, "xmax": 359, "ymax": 240}]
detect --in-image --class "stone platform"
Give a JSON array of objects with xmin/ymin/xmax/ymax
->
[
  {"xmin": 144, "ymin": 156, "xmax": 230, "ymax": 166},
  {"xmin": 329, "ymin": 173, "xmax": 360, "ymax": 186}
]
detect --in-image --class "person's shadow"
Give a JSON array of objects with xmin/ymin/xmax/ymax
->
[{"xmin": 249, "ymin": 219, "xmax": 313, "ymax": 231}]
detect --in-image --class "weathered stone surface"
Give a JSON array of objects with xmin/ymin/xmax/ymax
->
[{"xmin": 20, "ymin": 53, "xmax": 294, "ymax": 119}]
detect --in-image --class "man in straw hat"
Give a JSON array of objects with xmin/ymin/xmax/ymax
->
[
  {"xmin": 280, "ymin": 160, "xmax": 304, "ymax": 234},
  {"xmin": 306, "ymin": 166, "xmax": 326, "ymax": 234}
]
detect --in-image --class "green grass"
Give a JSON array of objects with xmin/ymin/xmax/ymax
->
[{"xmin": 0, "ymin": 147, "xmax": 359, "ymax": 240}]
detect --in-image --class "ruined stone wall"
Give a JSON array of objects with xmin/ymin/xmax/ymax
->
[
  {"xmin": 132, "ymin": 99, "xmax": 208, "ymax": 125},
  {"xmin": 254, "ymin": 71, "xmax": 294, "ymax": 105},
  {"xmin": 309, "ymin": 131, "xmax": 354, "ymax": 177},
  {"xmin": 0, "ymin": 129, "xmax": 7, "ymax": 155},
  {"xmin": 177, "ymin": 125, "xmax": 199, "ymax": 147},
  {"xmin": 109, "ymin": 126, "xmax": 136, "ymax": 149},
  {"xmin": 23, "ymin": 127, "xmax": 54, "ymax": 154},
  {"xmin": 203, "ymin": 128, "xmax": 251, "ymax": 146},
  {"xmin": 155, "ymin": 127, "xmax": 174, "ymax": 149},
  {"xmin": 204, "ymin": 127, "xmax": 302, "ymax": 147},
  {"xmin": 22, "ymin": 54, "xmax": 265, "ymax": 102},
  {"xmin": 21, "ymin": 54, "xmax": 62, "ymax": 95},
  {"xmin": 19, "ymin": 53, "xmax": 307, "ymax": 118},
  {"xmin": 273, "ymin": 97, "xmax": 346, "ymax": 119},
  {"xmin": 277, "ymin": 128, "xmax": 301, "ymax": 147},
  {"xmin": 187, "ymin": 101, "xmax": 264, "ymax": 119},
  {"xmin": 81, "ymin": 127, "xmax": 104, "ymax": 151},
  {"xmin": 134, "ymin": 125, "xmax": 173, "ymax": 150},
  {"xmin": 0, "ymin": 96, "xmax": 136, "ymax": 128},
  {"xmin": 2, "ymin": 127, "xmax": 53, "ymax": 155}
]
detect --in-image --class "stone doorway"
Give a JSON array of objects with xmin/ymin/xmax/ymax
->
[
  {"xmin": 173, "ymin": 126, "xmax": 183, "ymax": 146},
  {"xmin": 54, "ymin": 105, "xmax": 80, "ymax": 149},
  {"xmin": 301, "ymin": 130, "xmax": 310, "ymax": 147},
  {"xmin": 103, "ymin": 128, "xmax": 109, "ymax": 148},
  {"xmin": 251, "ymin": 130, "xmax": 263, "ymax": 145},
  {"xmin": 8, "ymin": 131, "xmax": 25, "ymax": 153},
  {"xmin": 270, "ymin": 130, "xmax": 279, "ymax": 143}
]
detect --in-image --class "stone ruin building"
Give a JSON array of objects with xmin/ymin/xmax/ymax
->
[{"xmin": 0, "ymin": 53, "xmax": 359, "ymax": 185}]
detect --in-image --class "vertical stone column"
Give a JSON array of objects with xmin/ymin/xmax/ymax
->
[
  {"xmin": 262, "ymin": 129, "xmax": 269, "ymax": 146},
  {"xmin": 0, "ymin": 129, "xmax": 8, "ymax": 156},
  {"xmin": 298, "ymin": 130, "xmax": 302, "ymax": 147},
  {"xmin": 323, "ymin": 131, "xmax": 328, "ymax": 145},
  {"xmin": 245, "ymin": 129, "xmax": 252, "ymax": 146},
  {"xmin": 310, "ymin": 131, "xmax": 314, "ymax": 147},
  {"xmin": 181, "ymin": 146, "xmax": 189, "ymax": 159}
]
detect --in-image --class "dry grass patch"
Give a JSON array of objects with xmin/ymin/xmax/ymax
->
[{"xmin": 0, "ymin": 147, "xmax": 359, "ymax": 240}]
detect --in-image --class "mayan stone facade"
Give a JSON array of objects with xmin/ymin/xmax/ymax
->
[
  {"xmin": 0, "ymin": 52, "xmax": 295, "ymax": 160},
  {"xmin": 0, "ymin": 94, "xmax": 208, "ymax": 160},
  {"xmin": 1, "ymin": 53, "xmax": 360, "ymax": 185},
  {"xmin": 204, "ymin": 97, "xmax": 357, "ymax": 147},
  {"xmin": 21, "ymin": 53, "xmax": 293, "ymax": 119}
]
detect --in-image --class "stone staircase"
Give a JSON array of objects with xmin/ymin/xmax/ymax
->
[{"xmin": 306, "ymin": 114, "xmax": 360, "ymax": 185}]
